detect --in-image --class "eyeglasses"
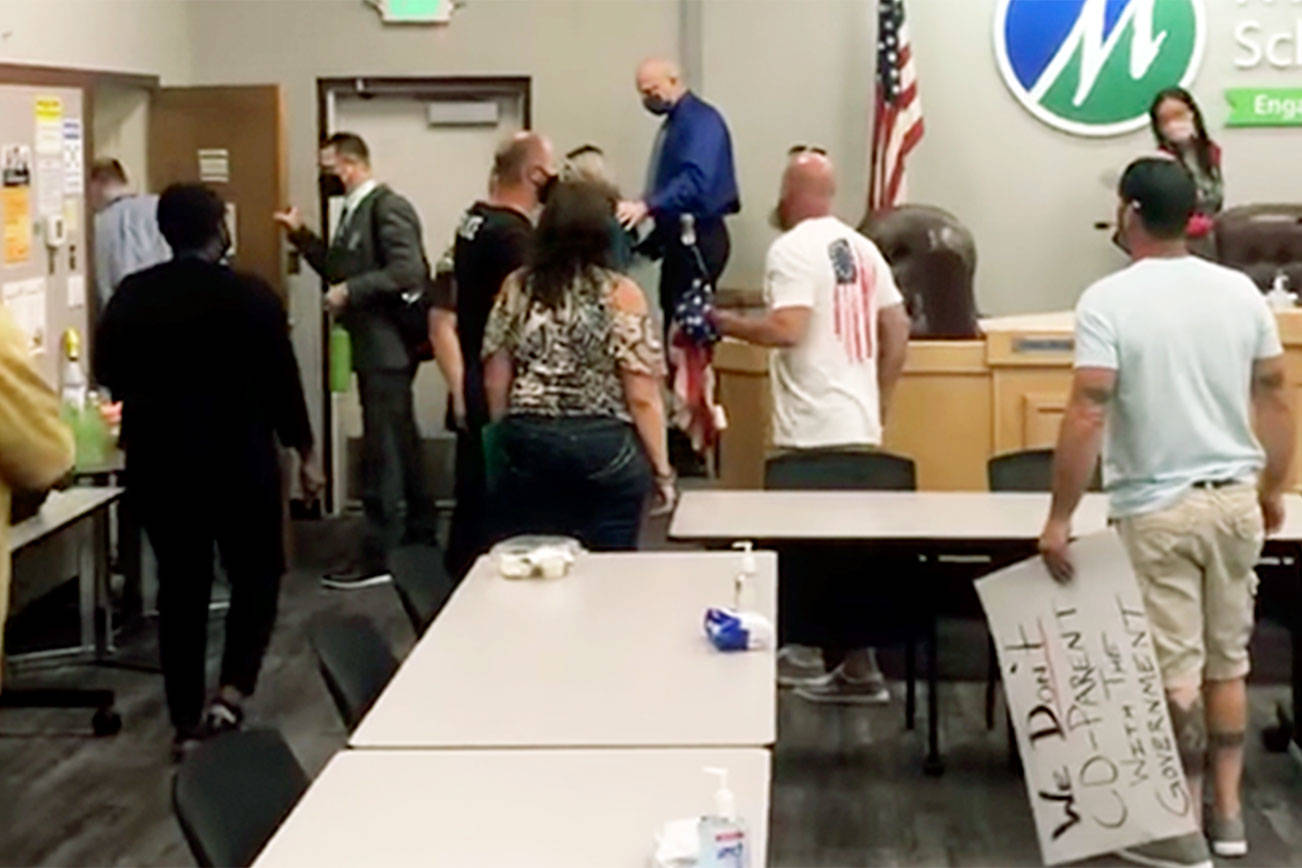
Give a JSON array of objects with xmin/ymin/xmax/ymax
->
[{"xmin": 787, "ymin": 144, "xmax": 828, "ymax": 156}]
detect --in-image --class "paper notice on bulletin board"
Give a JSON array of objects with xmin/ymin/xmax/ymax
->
[
  {"xmin": 35, "ymin": 96, "xmax": 63, "ymax": 156},
  {"xmin": 2, "ymin": 186, "xmax": 32, "ymax": 264},
  {"xmin": 62, "ymin": 118, "xmax": 83, "ymax": 196},
  {"xmin": 2, "ymin": 277, "xmax": 48, "ymax": 355},
  {"xmin": 3, "ymin": 144, "xmax": 31, "ymax": 188},
  {"xmin": 36, "ymin": 153, "xmax": 63, "ymax": 217}
]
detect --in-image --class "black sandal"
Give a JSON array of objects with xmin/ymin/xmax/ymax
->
[{"xmin": 200, "ymin": 696, "xmax": 245, "ymax": 737}]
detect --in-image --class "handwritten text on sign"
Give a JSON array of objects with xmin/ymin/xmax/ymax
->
[{"xmin": 976, "ymin": 532, "xmax": 1196, "ymax": 865}]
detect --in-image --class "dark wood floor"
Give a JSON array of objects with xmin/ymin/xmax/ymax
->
[{"xmin": 1, "ymin": 516, "xmax": 1299, "ymax": 867}]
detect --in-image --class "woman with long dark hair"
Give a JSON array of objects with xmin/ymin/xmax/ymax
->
[
  {"xmin": 1149, "ymin": 87, "xmax": 1223, "ymax": 244},
  {"xmin": 482, "ymin": 180, "xmax": 673, "ymax": 549}
]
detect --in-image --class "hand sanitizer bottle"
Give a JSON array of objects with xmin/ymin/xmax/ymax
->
[
  {"xmin": 1266, "ymin": 270, "xmax": 1295, "ymax": 311},
  {"xmin": 699, "ymin": 767, "xmax": 747, "ymax": 868},
  {"xmin": 730, "ymin": 541, "xmax": 756, "ymax": 611}
]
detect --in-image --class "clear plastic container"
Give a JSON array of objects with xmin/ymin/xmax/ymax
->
[{"xmin": 490, "ymin": 535, "xmax": 584, "ymax": 579}]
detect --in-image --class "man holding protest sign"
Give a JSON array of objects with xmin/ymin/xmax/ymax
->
[{"xmin": 1039, "ymin": 157, "xmax": 1295, "ymax": 868}]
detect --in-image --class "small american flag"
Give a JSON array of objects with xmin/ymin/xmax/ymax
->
[{"xmin": 869, "ymin": 0, "xmax": 924, "ymax": 212}]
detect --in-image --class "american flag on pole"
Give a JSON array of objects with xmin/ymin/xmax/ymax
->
[{"xmin": 869, "ymin": 0, "xmax": 924, "ymax": 211}]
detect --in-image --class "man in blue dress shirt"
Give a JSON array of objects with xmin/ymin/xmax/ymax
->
[{"xmin": 617, "ymin": 58, "xmax": 740, "ymax": 328}]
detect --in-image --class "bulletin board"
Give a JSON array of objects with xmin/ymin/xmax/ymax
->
[{"xmin": 0, "ymin": 84, "xmax": 88, "ymax": 388}]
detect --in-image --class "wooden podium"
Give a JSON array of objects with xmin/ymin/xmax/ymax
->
[{"xmin": 714, "ymin": 309, "xmax": 1302, "ymax": 491}]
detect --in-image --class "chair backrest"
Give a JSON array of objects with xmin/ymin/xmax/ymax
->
[
  {"xmin": 1214, "ymin": 204, "xmax": 1302, "ymax": 292},
  {"xmin": 387, "ymin": 543, "xmax": 456, "ymax": 633},
  {"xmin": 765, "ymin": 450, "xmax": 917, "ymax": 492},
  {"xmin": 310, "ymin": 615, "xmax": 399, "ymax": 731},
  {"xmin": 987, "ymin": 448, "xmax": 1102, "ymax": 493},
  {"xmin": 987, "ymin": 448, "xmax": 1054, "ymax": 492},
  {"xmin": 860, "ymin": 204, "xmax": 981, "ymax": 339},
  {"xmin": 172, "ymin": 729, "xmax": 308, "ymax": 868}
]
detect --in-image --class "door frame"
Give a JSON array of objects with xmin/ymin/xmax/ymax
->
[{"xmin": 314, "ymin": 75, "xmax": 531, "ymax": 512}]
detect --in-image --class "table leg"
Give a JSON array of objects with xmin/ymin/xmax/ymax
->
[
  {"xmin": 76, "ymin": 518, "xmax": 96, "ymax": 656},
  {"xmin": 905, "ymin": 636, "xmax": 916, "ymax": 731},
  {"xmin": 924, "ymin": 610, "xmax": 944, "ymax": 776}
]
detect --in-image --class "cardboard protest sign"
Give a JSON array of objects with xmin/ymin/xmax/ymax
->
[{"xmin": 977, "ymin": 531, "xmax": 1197, "ymax": 865}]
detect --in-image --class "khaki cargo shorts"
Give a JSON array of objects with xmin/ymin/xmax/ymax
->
[{"xmin": 1115, "ymin": 483, "xmax": 1263, "ymax": 690}]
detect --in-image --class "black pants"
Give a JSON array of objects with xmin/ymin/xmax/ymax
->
[
  {"xmin": 494, "ymin": 415, "xmax": 651, "ymax": 551},
  {"xmin": 657, "ymin": 217, "xmax": 731, "ymax": 328},
  {"xmin": 446, "ymin": 425, "xmax": 487, "ymax": 580},
  {"xmin": 136, "ymin": 483, "xmax": 283, "ymax": 734},
  {"xmin": 357, "ymin": 368, "xmax": 437, "ymax": 570}
]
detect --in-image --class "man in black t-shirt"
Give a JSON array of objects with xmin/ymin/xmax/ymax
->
[{"xmin": 431, "ymin": 131, "xmax": 556, "ymax": 578}]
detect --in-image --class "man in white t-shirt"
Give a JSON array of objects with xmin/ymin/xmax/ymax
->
[
  {"xmin": 1040, "ymin": 158, "xmax": 1294, "ymax": 868},
  {"xmin": 714, "ymin": 150, "xmax": 910, "ymax": 704}
]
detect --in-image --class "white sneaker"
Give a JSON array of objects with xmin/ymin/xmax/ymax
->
[
  {"xmin": 794, "ymin": 664, "xmax": 891, "ymax": 706},
  {"xmin": 777, "ymin": 645, "xmax": 825, "ymax": 688}
]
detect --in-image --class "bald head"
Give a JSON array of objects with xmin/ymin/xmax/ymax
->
[
  {"xmin": 775, "ymin": 152, "xmax": 836, "ymax": 230},
  {"xmin": 636, "ymin": 57, "xmax": 687, "ymax": 114},
  {"xmin": 490, "ymin": 131, "xmax": 556, "ymax": 213}
]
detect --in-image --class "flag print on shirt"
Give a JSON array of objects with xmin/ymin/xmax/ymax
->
[{"xmin": 828, "ymin": 238, "xmax": 875, "ymax": 364}]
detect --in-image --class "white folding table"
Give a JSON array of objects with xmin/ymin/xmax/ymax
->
[
  {"xmin": 350, "ymin": 550, "xmax": 777, "ymax": 750},
  {"xmin": 253, "ymin": 747, "xmax": 770, "ymax": 868},
  {"xmin": 669, "ymin": 490, "xmax": 1302, "ymax": 772}
]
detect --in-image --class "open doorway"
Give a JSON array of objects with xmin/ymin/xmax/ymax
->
[{"xmin": 317, "ymin": 76, "xmax": 530, "ymax": 515}]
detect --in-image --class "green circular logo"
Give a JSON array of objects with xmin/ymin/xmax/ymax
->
[{"xmin": 994, "ymin": 0, "xmax": 1206, "ymax": 137}]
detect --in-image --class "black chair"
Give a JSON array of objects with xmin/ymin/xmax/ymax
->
[
  {"xmin": 764, "ymin": 450, "xmax": 930, "ymax": 750},
  {"xmin": 172, "ymin": 728, "xmax": 308, "ymax": 868},
  {"xmin": 765, "ymin": 450, "xmax": 916, "ymax": 492},
  {"xmin": 387, "ymin": 543, "xmax": 456, "ymax": 634},
  {"xmin": 310, "ymin": 615, "xmax": 399, "ymax": 731},
  {"xmin": 987, "ymin": 447, "xmax": 1102, "ymax": 493}
]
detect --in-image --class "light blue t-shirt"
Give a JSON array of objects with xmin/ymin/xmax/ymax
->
[{"xmin": 1074, "ymin": 256, "xmax": 1283, "ymax": 518}]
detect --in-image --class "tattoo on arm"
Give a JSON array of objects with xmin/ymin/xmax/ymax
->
[
  {"xmin": 1208, "ymin": 730, "xmax": 1246, "ymax": 750},
  {"xmin": 1080, "ymin": 384, "xmax": 1114, "ymax": 406}
]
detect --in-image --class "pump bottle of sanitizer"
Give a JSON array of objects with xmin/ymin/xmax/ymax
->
[{"xmin": 698, "ymin": 767, "xmax": 747, "ymax": 867}]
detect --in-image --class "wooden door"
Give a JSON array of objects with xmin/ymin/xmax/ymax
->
[{"xmin": 147, "ymin": 86, "xmax": 286, "ymax": 299}]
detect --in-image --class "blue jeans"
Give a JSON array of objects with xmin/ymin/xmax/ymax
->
[{"xmin": 494, "ymin": 415, "xmax": 651, "ymax": 551}]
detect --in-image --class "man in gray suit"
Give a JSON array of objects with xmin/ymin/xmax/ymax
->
[{"xmin": 276, "ymin": 132, "xmax": 436, "ymax": 589}]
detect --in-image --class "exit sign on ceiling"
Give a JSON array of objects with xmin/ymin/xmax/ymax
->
[{"xmin": 371, "ymin": 0, "xmax": 452, "ymax": 24}]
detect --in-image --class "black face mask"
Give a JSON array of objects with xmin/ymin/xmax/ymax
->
[
  {"xmin": 536, "ymin": 172, "xmax": 559, "ymax": 206},
  {"xmin": 642, "ymin": 95, "xmax": 673, "ymax": 116},
  {"xmin": 319, "ymin": 171, "xmax": 345, "ymax": 198}
]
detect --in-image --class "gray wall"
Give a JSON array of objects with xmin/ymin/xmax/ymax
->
[
  {"xmin": 704, "ymin": 0, "xmax": 1302, "ymax": 315},
  {"xmin": 0, "ymin": 0, "xmax": 191, "ymax": 82}
]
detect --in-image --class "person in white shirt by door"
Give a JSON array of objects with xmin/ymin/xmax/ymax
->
[{"xmin": 713, "ymin": 149, "xmax": 911, "ymax": 704}]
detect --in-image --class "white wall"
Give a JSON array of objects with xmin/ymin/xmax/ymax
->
[
  {"xmin": 706, "ymin": 0, "xmax": 1302, "ymax": 315},
  {"xmin": 0, "ymin": 0, "xmax": 191, "ymax": 82},
  {"xmin": 184, "ymin": 0, "xmax": 680, "ymax": 443},
  {"xmin": 92, "ymin": 82, "xmax": 150, "ymax": 191}
]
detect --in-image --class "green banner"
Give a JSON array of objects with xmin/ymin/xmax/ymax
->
[{"xmin": 1225, "ymin": 88, "xmax": 1302, "ymax": 127}]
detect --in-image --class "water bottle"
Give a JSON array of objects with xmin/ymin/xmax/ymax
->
[{"xmin": 329, "ymin": 324, "xmax": 353, "ymax": 393}]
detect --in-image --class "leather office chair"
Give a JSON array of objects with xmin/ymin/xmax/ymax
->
[
  {"xmin": 1215, "ymin": 204, "xmax": 1302, "ymax": 292},
  {"xmin": 860, "ymin": 205, "xmax": 981, "ymax": 339},
  {"xmin": 173, "ymin": 729, "xmax": 308, "ymax": 867}
]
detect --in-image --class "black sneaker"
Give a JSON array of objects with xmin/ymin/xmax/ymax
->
[{"xmin": 321, "ymin": 563, "xmax": 392, "ymax": 590}]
